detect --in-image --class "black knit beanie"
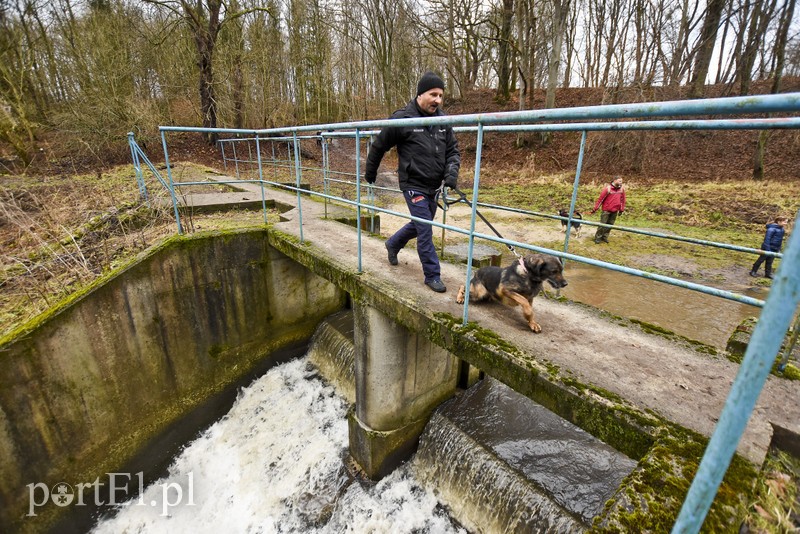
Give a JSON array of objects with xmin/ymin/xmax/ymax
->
[{"xmin": 417, "ymin": 71, "xmax": 445, "ymax": 96}]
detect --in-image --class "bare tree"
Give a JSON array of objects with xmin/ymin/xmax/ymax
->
[
  {"xmin": 735, "ymin": 0, "xmax": 778, "ymax": 95},
  {"xmin": 495, "ymin": 0, "xmax": 515, "ymax": 102},
  {"xmin": 753, "ymin": 0, "xmax": 796, "ymax": 180},
  {"xmin": 562, "ymin": 0, "xmax": 579, "ymax": 89},
  {"xmin": 545, "ymin": 0, "xmax": 570, "ymax": 109},
  {"xmin": 688, "ymin": 0, "xmax": 727, "ymax": 97},
  {"xmin": 141, "ymin": 0, "xmax": 273, "ymax": 144},
  {"xmin": 666, "ymin": 0, "xmax": 702, "ymax": 86},
  {"xmin": 411, "ymin": 0, "xmax": 491, "ymax": 97}
]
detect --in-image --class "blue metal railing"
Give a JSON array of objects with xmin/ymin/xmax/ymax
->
[
  {"xmin": 215, "ymin": 129, "xmax": 785, "ymax": 267},
  {"xmin": 127, "ymin": 132, "xmax": 171, "ymax": 204},
  {"xmin": 136, "ymin": 92, "xmax": 800, "ymax": 532}
]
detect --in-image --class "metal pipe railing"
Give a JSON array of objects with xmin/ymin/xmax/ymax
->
[
  {"xmin": 672, "ymin": 206, "xmax": 800, "ymax": 531},
  {"xmin": 214, "ymin": 129, "xmax": 785, "ymax": 261},
  {"xmin": 145, "ymin": 92, "xmax": 800, "ymax": 532}
]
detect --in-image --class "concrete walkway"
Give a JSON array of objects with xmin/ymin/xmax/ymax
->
[{"xmin": 195, "ymin": 179, "xmax": 799, "ymax": 465}]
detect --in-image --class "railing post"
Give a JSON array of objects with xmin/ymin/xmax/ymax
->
[
  {"xmin": 355, "ymin": 128, "xmax": 363, "ymax": 273},
  {"xmin": 247, "ymin": 138, "xmax": 254, "ymax": 176},
  {"xmin": 366, "ymin": 135, "xmax": 376, "ymax": 234},
  {"xmin": 292, "ymin": 131, "xmax": 304, "ymax": 243},
  {"xmin": 159, "ymin": 130, "xmax": 183, "ymax": 235},
  {"xmin": 778, "ymin": 311, "xmax": 800, "ymax": 372},
  {"xmin": 672, "ymin": 206, "xmax": 800, "ymax": 532},
  {"xmin": 127, "ymin": 132, "xmax": 149, "ymax": 206},
  {"xmin": 322, "ymin": 133, "xmax": 329, "ymax": 219},
  {"xmin": 219, "ymin": 140, "xmax": 228, "ymax": 172},
  {"xmin": 255, "ymin": 135, "xmax": 268, "ymax": 224},
  {"xmin": 462, "ymin": 123, "xmax": 485, "ymax": 326},
  {"xmin": 563, "ymin": 130, "xmax": 587, "ymax": 259},
  {"xmin": 232, "ymin": 138, "xmax": 240, "ymax": 180}
]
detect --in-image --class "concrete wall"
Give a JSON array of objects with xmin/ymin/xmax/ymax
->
[
  {"xmin": 0, "ymin": 229, "xmax": 346, "ymax": 532},
  {"xmin": 348, "ymin": 302, "xmax": 459, "ymax": 478}
]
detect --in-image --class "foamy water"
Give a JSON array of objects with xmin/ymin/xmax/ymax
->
[{"xmin": 92, "ymin": 358, "xmax": 464, "ymax": 533}]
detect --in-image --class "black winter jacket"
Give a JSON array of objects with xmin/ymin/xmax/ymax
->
[{"xmin": 365, "ymin": 98, "xmax": 460, "ymax": 195}]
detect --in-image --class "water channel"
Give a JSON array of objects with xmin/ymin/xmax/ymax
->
[
  {"xmin": 445, "ymin": 241, "xmax": 762, "ymax": 351},
  {"xmin": 90, "ymin": 314, "xmax": 636, "ymax": 533},
  {"xmin": 558, "ymin": 262, "xmax": 761, "ymax": 350}
]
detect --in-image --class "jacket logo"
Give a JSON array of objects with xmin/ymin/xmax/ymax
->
[
  {"xmin": 412, "ymin": 128, "xmax": 425, "ymax": 132},
  {"xmin": 411, "ymin": 195, "xmax": 425, "ymax": 204}
]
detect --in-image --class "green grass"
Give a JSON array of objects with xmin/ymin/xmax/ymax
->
[{"xmin": 477, "ymin": 176, "xmax": 798, "ymax": 274}]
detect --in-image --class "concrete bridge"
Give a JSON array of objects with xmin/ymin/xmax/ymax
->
[
  {"xmin": 255, "ymin": 178, "xmax": 799, "ymax": 466},
  {"xmin": 2, "ymin": 173, "xmax": 798, "ymax": 532},
  {"xmin": 189, "ymin": 177, "xmax": 800, "ymax": 530}
]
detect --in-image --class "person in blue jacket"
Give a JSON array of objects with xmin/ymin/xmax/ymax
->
[
  {"xmin": 750, "ymin": 216, "xmax": 788, "ymax": 279},
  {"xmin": 365, "ymin": 71, "xmax": 460, "ymax": 293}
]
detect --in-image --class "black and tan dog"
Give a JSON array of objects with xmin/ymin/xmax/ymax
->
[
  {"xmin": 456, "ymin": 254, "xmax": 568, "ymax": 333},
  {"xmin": 559, "ymin": 209, "xmax": 583, "ymax": 237}
]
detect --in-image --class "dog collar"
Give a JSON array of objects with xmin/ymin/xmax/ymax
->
[{"xmin": 518, "ymin": 257, "xmax": 527, "ymax": 273}]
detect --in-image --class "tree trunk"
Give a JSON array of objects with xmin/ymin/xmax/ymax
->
[
  {"xmin": 688, "ymin": 0, "xmax": 726, "ymax": 98},
  {"xmin": 196, "ymin": 33, "xmax": 219, "ymax": 144},
  {"xmin": 752, "ymin": 0, "xmax": 795, "ymax": 180},
  {"xmin": 496, "ymin": 0, "xmax": 514, "ymax": 103},
  {"xmin": 546, "ymin": 0, "xmax": 569, "ymax": 110},
  {"xmin": 737, "ymin": 0, "xmax": 776, "ymax": 95}
]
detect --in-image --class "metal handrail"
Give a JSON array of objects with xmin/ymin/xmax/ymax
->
[{"xmin": 141, "ymin": 92, "xmax": 800, "ymax": 533}]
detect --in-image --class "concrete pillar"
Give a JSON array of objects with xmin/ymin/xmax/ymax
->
[{"xmin": 348, "ymin": 302, "xmax": 458, "ymax": 479}]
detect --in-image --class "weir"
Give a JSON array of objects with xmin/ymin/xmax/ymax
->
[
  {"xmin": 2, "ymin": 218, "xmax": 797, "ymax": 532},
  {"xmin": 2, "ymin": 93, "xmax": 799, "ymax": 532}
]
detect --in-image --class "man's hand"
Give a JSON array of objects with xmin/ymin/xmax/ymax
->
[{"xmin": 445, "ymin": 163, "xmax": 458, "ymax": 189}]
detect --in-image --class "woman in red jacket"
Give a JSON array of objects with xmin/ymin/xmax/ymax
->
[{"xmin": 590, "ymin": 177, "xmax": 626, "ymax": 244}]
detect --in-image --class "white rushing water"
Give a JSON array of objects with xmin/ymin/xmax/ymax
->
[{"xmin": 92, "ymin": 357, "xmax": 464, "ymax": 534}]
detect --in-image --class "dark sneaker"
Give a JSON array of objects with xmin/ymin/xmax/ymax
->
[
  {"xmin": 426, "ymin": 279, "xmax": 446, "ymax": 293},
  {"xmin": 385, "ymin": 242, "xmax": 399, "ymax": 266},
  {"xmin": 765, "ymin": 273, "xmax": 773, "ymax": 279},
  {"xmin": 749, "ymin": 271, "xmax": 759, "ymax": 277}
]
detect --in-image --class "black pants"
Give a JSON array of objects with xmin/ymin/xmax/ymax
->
[{"xmin": 751, "ymin": 254, "xmax": 775, "ymax": 275}]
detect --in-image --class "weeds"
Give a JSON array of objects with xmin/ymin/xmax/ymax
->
[{"xmin": 742, "ymin": 450, "xmax": 800, "ymax": 533}]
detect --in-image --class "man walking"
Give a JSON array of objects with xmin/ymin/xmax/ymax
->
[
  {"xmin": 590, "ymin": 176, "xmax": 626, "ymax": 244},
  {"xmin": 365, "ymin": 71, "xmax": 461, "ymax": 293}
]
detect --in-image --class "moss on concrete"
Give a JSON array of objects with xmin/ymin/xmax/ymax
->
[
  {"xmin": 725, "ymin": 316, "xmax": 799, "ymax": 381},
  {"xmin": 594, "ymin": 427, "xmax": 756, "ymax": 532},
  {"xmin": 427, "ymin": 312, "xmax": 659, "ymax": 460},
  {"xmin": 0, "ymin": 228, "xmax": 346, "ymax": 533}
]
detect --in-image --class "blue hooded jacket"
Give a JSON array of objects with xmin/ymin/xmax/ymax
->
[{"xmin": 761, "ymin": 223, "xmax": 786, "ymax": 252}]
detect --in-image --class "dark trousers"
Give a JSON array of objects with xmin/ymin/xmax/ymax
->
[
  {"xmin": 751, "ymin": 254, "xmax": 775, "ymax": 275},
  {"xmin": 387, "ymin": 189, "xmax": 440, "ymax": 283},
  {"xmin": 594, "ymin": 210, "xmax": 618, "ymax": 242}
]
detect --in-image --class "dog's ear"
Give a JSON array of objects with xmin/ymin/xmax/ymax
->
[{"xmin": 524, "ymin": 255, "xmax": 543, "ymax": 276}]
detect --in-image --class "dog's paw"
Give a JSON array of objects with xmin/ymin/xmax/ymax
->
[
  {"xmin": 529, "ymin": 321, "xmax": 542, "ymax": 333},
  {"xmin": 456, "ymin": 285, "xmax": 466, "ymax": 304}
]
